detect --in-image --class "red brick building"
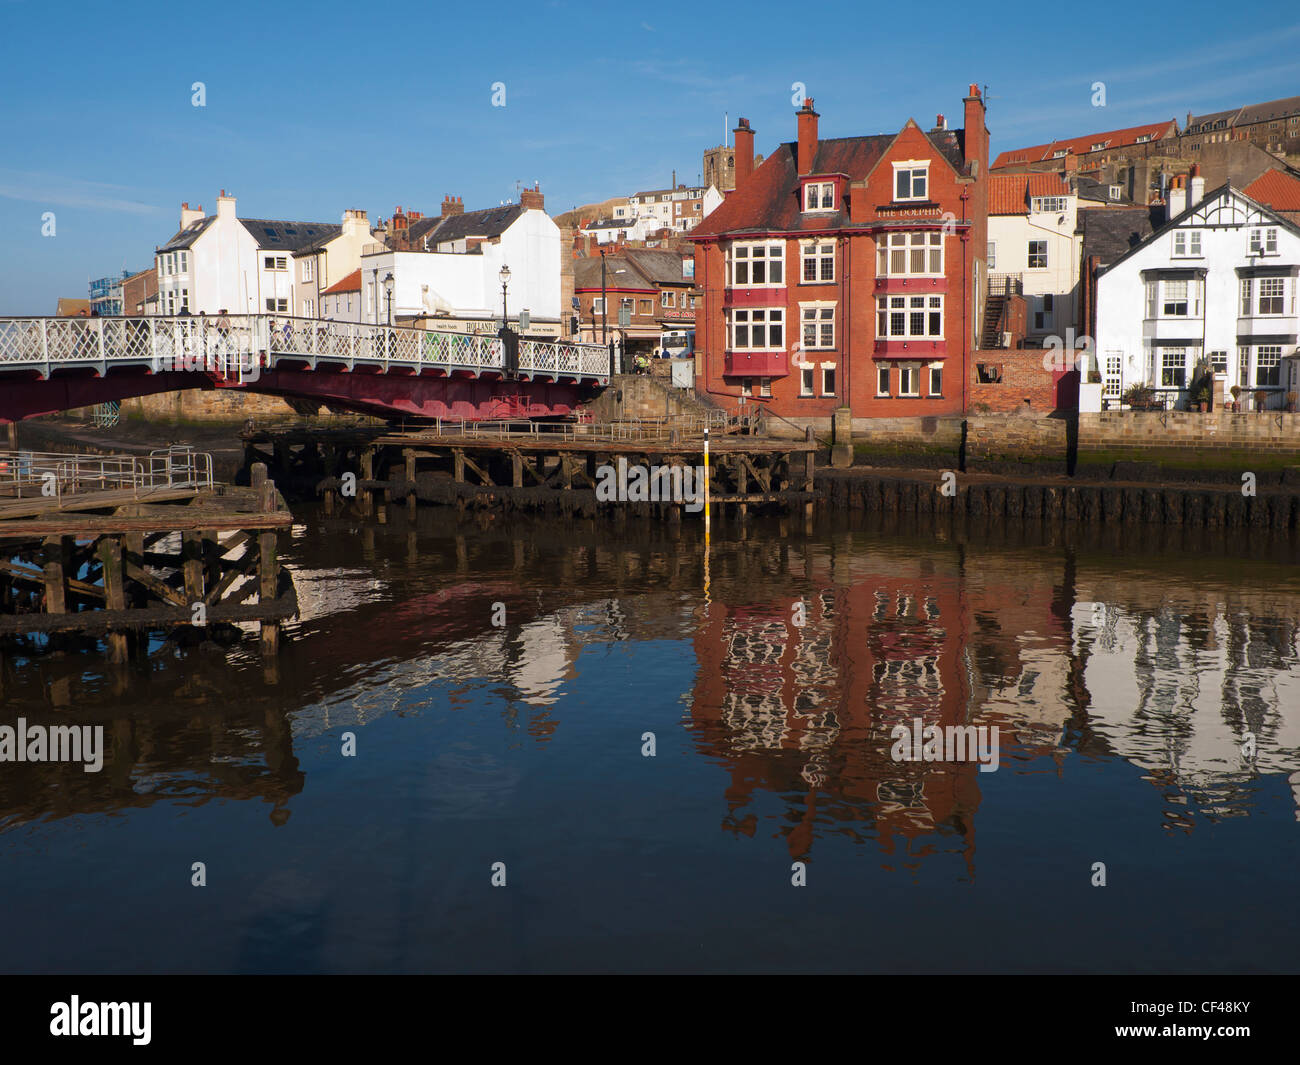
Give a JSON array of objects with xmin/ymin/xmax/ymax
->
[{"xmin": 690, "ymin": 89, "xmax": 989, "ymax": 425}]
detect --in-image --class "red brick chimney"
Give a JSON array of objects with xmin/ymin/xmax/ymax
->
[
  {"xmin": 963, "ymin": 84, "xmax": 988, "ymax": 174},
  {"xmin": 797, "ymin": 98, "xmax": 819, "ymax": 175},
  {"xmin": 519, "ymin": 182, "xmax": 545, "ymax": 210},
  {"xmin": 733, "ymin": 118, "xmax": 755, "ymax": 193},
  {"xmin": 440, "ymin": 195, "xmax": 464, "ymax": 219}
]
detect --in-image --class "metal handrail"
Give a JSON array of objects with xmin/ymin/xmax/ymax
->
[
  {"xmin": 0, "ymin": 314, "xmax": 610, "ymax": 383},
  {"xmin": 0, "ymin": 446, "xmax": 214, "ymax": 500}
]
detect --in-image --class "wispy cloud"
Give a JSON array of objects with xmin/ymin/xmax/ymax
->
[
  {"xmin": 1005, "ymin": 25, "xmax": 1300, "ymax": 100},
  {"xmin": 641, "ymin": 21, "xmax": 654, "ymax": 31},
  {"xmin": 994, "ymin": 63, "xmax": 1300, "ymax": 140},
  {"xmin": 0, "ymin": 170, "xmax": 165, "ymax": 215}
]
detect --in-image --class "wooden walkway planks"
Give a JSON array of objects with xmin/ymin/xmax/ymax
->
[{"xmin": 0, "ymin": 486, "xmax": 201, "ymax": 521}]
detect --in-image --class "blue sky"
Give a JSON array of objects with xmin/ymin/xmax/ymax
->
[{"xmin": 1, "ymin": 0, "xmax": 1297, "ymax": 313}]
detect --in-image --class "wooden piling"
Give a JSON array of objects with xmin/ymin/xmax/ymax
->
[
  {"xmin": 259, "ymin": 530, "xmax": 279, "ymax": 658},
  {"xmin": 42, "ymin": 535, "xmax": 67, "ymax": 617},
  {"xmin": 405, "ymin": 448, "xmax": 417, "ymax": 515}
]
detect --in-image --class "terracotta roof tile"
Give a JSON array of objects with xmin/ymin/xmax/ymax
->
[
  {"xmin": 691, "ymin": 128, "xmax": 965, "ymax": 240},
  {"xmin": 1244, "ymin": 169, "xmax": 1300, "ymax": 212},
  {"xmin": 321, "ymin": 268, "xmax": 361, "ymax": 295},
  {"xmin": 989, "ymin": 172, "xmax": 1071, "ymax": 214},
  {"xmin": 993, "ymin": 121, "xmax": 1177, "ymax": 169}
]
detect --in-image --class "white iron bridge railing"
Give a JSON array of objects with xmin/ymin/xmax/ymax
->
[{"xmin": 0, "ymin": 315, "xmax": 611, "ymax": 382}]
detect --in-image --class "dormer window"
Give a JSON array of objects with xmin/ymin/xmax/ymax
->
[
  {"xmin": 1051, "ymin": 149, "xmax": 1069, "ymax": 159},
  {"xmin": 893, "ymin": 162, "xmax": 929, "ymax": 201},
  {"xmin": 1109, "ymin": 185, "xmax": 1123, "ymax": 200},
  {"xmin": 804, "ymin": 181, "xmax": 836, "ymax": 212},
  {"xmin": 1090, "ymin": 140, "xmax": 1110, "ymax": 151},
  {"xmin": 1030, "ymin": 196, "xmax": 1068, "ymax": 213}
]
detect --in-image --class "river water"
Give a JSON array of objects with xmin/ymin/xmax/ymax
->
[{"xmin": 2, "ymin": 506, "xmax": 1298, "ymax": 973}]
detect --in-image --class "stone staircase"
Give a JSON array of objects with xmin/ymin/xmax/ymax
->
[{"xmin": 582, "ymin": 373, "xmax": 724, "ymax": 424}]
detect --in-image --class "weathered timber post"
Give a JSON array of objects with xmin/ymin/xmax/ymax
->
[
  {"xmin": 804, "ymin": 426, "xmax": 816, "ymax": 522},
  {"xmin": 511, "ymin": 450, "xmax": 523, "ymax": 488},
  {"xmin": 182, "ymin": 531, "xmax": 205, "ymax": 613},
  {"xmin": 259, "ymin": 530, "xmax": 279, "ymax": 657},
  {"xmin": 404, "ymin": 448, "xmax": 418, "ymax": 515},
  {"xmin": 42, "ymin": 535, "xmax": 67, "ymax": 617},
  {"xmin": 359, "ymin": 447, "xmax": 375, "ymax": 516},
  {"xmin": 256, "ymin": 463, "xmax": 280, "ymax": 656},
  {"xmin": 97, "ymin": 535, "xmax": 129, "ymax": 664}
]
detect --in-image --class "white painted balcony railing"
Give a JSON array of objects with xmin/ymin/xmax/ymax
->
[{"xmin": 0, "ymin": 315, "xmax": 610, "ymax": 382}]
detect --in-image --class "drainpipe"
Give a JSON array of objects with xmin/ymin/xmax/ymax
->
[
  {"xmin": 841, "ymin": 234, "xmax": 850, "ymax": 416},
  {"xmin": 961, "ymin": 187, "xmax": 970, "ymax": 416}
]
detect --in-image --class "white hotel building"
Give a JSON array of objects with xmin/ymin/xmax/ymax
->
[{"xmin": 1094, "ymin": 178, "xmax": 1300, "ymax": 409}]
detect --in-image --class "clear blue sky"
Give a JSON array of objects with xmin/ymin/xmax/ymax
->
[{"xmin": 1, "ymin": 0, "xmax": 1297, "ymax": 313}]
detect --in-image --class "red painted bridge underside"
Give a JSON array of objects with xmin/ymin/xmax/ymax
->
[{"xmin": 0, "ymin": 367, "xmax": 602, "ymax": 423}]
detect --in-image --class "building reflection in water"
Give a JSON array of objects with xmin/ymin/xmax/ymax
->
[
  {"xmin": 3, "ymin": 509, "xmax": 1299, "ymax": 872},
  {"xmin": 684, "ymin": 524, "xmax": 1300, "ymax": 871}
]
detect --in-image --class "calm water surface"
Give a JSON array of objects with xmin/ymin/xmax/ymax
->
[{"xmin": 1, "ymin": 507, "xmax": 1298, "ymax": 973}]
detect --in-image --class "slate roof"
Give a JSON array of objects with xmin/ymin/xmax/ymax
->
[
  {"xmin": 423, "ymin": 205, "xmax": 524, "ymax": 248},
  {"xmin": 1237, "ymin": 95, "xmax": 1300, "ymax": 125},
  {"xmin": 1078, "ymin": 205, "xmax": 1162, "ymax": 267},
  {"xmin": 623, "ymin": 249, "xmax": 692, "ymax": 284},
  {"xmin": 989, "ymin": 172, "xmax": 1071, "ymax": 214},
  {"xmin": 690, "ymin": 128, "xmax": 967, "ymax": 239},
  {"xmin": 573, "ymin": 255, "xmax": 655, "ymax": 291},
  {"xmin": 1244, "ymin": 169, "xmax": 1300, "ymax": 212},
  {"xmin": 993, "ymin": 121, "xmax": 1177, "ymax": 168},
  {"xmin": 1074, "ymin": 176, "xmax": 1137, "ymax": 205},
  {"xmin": 241, "ymin": 219, "xmax": 340, "ymax": 251},
  {"xmin": 321, "ymin": 268, "xmax": 362, "ymax": 295},
  {"xmin": 158, "ymin": 216, "xmax": 216, "ymax": 252},
  {"xmin": 1184, "ymin": 107, "xmax": 1240, "ymax": 134}
]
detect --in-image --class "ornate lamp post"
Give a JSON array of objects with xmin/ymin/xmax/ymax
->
[{"xmin": 499, "ymin": 264, "xmax": 512, "ymax": 326}]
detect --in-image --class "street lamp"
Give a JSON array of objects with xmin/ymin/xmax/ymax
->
[
  {"xmin": 499, "ymin": 264, "xmax": 511, "ymax": 325},
  {"xmin": 383, "ymin": 272, "xmax": 394, "ymax": 327}
]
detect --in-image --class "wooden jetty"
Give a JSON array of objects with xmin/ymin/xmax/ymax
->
[
  {"xmin": 0, "ymin": 447, "xmax": 295, "ymax": 662},
  {"xmin": 241, "ymin": 417, "xmax": 819, "ymax": 521}
]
